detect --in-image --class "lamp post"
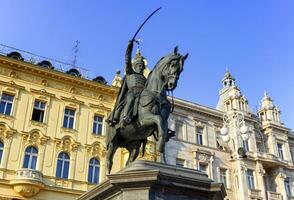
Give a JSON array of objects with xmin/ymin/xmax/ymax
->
[
  {"xmin": 220, "ymin": 111, "xmax": 249, "ymax": 200},
  {"xmin": 220, "ymin": 111, "xmax": 249, "ymax": 156}
]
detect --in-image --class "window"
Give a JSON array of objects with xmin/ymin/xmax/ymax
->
[
  {"xmin": 56, "ymin": 152, "xmax": 70, "ymax": 179},
  {"xmin": 0, "ymin": 141, "xmax": 3, "ymax": 164},
  {"xmin": 226, "ymin": 102, "xmax": 230, "ymax": 111},
  {"xmin": 243, "ymin": 140, "xmax": 249, "ymax": 152},
  {"xmin": 88, "ymin": 158, "xmax": 100, "ymax": 184},
  {"xmin": 23, "ymin": 146, "xmax": 38, "ymax": 169},
  {"xmin": 175, "ymin": 122, "xmax": 184, "ymax": 140},
  {"xmin": 176, "ymin": 158, "xmax": 185, "ymax": 167},
  {"xmin": 63, "ymin": 108, "xmax": 75, "ymax": 129},
  {"xmin": 93, "ymin": 116, "xmax": 103, "ymax": 135},
  {"xmin": 196, "ymin": 127, "xmax": 203, "ymax": 145},
  {"xmin": 198, "ymin": 163, "xmax": 207, "ymax": 174},
  {"xmin": 0, "ymin": 93, "xmax": 14, "ymax": 115},
  {"xmin": 246, "ymin": 170, "xmax": 255, "ymax": 190},
  {"xmin": 290, "ymin": 147, "xmax": 294, "ymax": 162},
  {"xmin": 31, "ymin": 100, "xmax": 46, "ymax": 122},
  {"xmin": 285, "ymin": 178, "xmax": 292, "ymax": 197},
  {"xmin": 260, "ymin": 112, "xmax": 265, "ymax": 121},
  {"xmin": 277, "ymin": 143, "xmax": 284, "ymax": 160},
  {"xmin": 220, "ymin": 168, "xmax": 227, "ymax": 188}
]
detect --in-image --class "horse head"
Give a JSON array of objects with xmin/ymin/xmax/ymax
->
[{"xmin": 159, "ymin": 46, "xmax": 188, "ymax": 91}]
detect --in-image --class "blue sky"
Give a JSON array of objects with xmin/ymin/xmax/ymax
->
[{"xmin": 1, "ymin": 1, "xmax": 293, "ymax": 130}]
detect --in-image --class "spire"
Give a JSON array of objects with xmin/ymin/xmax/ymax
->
[
  {"xmin": 262, "ymin": 91, "xmax": 271, "ymax": 102},
  {"xmin": 136, "ymin": 48, "xmax": 141, "ymax": 58},
  {"xmin": 260, "ymin": 91, "xmax": 273, "ymax": 109},
  {"xmin": 222, "ymin": 69, "xmax": 235, "ymax": 88},
  {"xmin": 111, "ymin": 69, "xmax": 123, "ymax": 87}
]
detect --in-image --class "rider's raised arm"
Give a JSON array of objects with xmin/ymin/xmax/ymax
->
[{"xmin": 125, "ymin": 40, "xmax": 134, "ymax": 74}]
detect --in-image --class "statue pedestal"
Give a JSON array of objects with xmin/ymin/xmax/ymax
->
[{"xmin": 78, "ymin": 160, "xmax": 226, "ymax": 200}]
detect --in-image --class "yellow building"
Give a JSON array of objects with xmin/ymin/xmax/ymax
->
[{"xmin": 0, "ymin": 48, "xmax": 119, "ymax": 199}]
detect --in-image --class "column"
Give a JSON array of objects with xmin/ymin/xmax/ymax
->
[
  {"xmin": 267, "ymin": 132, "xmax": 277, "ymax": 156},
  {"xmin": 0, "ymin": 138, "xmax": 12, "ymax": 169},
  {"xmin": 277, "ymin": 171, "xmax": 287, "ymax": 199},
  {"xmin": 256, "ymin": 162, "xmax": 266, "ymax": 200},
  {"xmin": 284, "ymin": 142, "xmax": 291, "ymax": 162},
  {"xmin": 69, "ymin": 151, "xmax": 77, "ymax": 180},
  {"xmin": 209, "ymin": 155, "xmax": 215, "ymax": 180},
  {"xmin": 37, "ymin": 145, "xmax": 46, "ymax": 171},
  {"xmin": 236, "ymin": 160, "xmax": 248, "ymax": 200},
  {"xmin": 100, "ymin": 157, "xmax": 106, "ymax": 182}
]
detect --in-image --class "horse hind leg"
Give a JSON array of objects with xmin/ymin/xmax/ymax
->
[{"xmin": 106, "ymin": 141, "xmax": 118, "ymax": 174}]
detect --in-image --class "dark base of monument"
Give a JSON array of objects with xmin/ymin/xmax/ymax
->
[{"xmin": 78, "ymin": 160, "xmax": 226, "ymax": 200}]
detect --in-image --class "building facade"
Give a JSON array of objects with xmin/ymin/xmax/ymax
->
[
  {"xmin": 166, "ymin": 71, "xmax": 294, "ymax": 200},
  {"xmin": 0, "ymin": 50, "xmax": 120, "ymax": 199},
  {"xmin": 0, "ymin": 46, "xmax": 294, "ymax": 200}
]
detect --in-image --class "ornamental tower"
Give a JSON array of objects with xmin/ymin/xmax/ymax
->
[
  {"xmin": 216, "ymin": 70, "xmax": 250, "ymax": 113},
  {"xmin": 258, "ymin": 91, "xmax": 282, "ymax": 124}
]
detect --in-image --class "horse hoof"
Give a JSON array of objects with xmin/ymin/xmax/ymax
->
[{"xmin": 157, "ymin": 154, "xmax": 167, "ymax": 163}]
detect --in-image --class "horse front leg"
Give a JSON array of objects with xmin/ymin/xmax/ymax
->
[
  {"xmin": 159, "ymin": 120, "xmax": 169, "ymax": 163},
  {"xmin": 126, "ymin": 142, "xmax": 141, "ymax": 166}
]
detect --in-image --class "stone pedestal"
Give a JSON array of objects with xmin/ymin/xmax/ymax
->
[{"xmin": 78, "ymin": 160, "xmax": 226, "ymax": 200}]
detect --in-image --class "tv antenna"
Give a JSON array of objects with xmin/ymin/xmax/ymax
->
[{"xmin": 72, "ymin": 40, "xmax": 80, "ymax": 66}]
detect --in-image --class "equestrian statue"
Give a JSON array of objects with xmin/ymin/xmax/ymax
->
[{"xmin": 105, "ymin": 8, "xmax": 188, "ymax": 173}]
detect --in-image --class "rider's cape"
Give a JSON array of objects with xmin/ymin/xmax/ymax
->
[{"xmin": 106, "ymin": 77, "xmax": 128, "ymax": 146}]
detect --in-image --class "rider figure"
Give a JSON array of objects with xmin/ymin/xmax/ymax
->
[
  {"xmin": 108, "ymin": 40, "xmax": 146, "ymax": 128},
  {"xmin": 122, "ymin": 40, "xmax": 146, "ymax": 126}
]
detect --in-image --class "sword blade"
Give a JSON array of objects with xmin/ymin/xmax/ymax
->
[{"xmin": 131, "ymin": 7, "xmax": 162, "ymax": 41}]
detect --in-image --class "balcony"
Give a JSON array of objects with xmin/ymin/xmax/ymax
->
[
  {"xmin": 248, "ymin": 189, "xmax": 262, "ymax": 199},
  {"xmin": 10, "ymin": 169, "xmax": 44, "ymax": 197},
  {"xmin": 267, "ymin": 191, "xmax": 282, "ymax": 200}
]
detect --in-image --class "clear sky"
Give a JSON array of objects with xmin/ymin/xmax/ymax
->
[{"xmin": 1, "ymin": 1, "xmax": 293, "ymax": 130}]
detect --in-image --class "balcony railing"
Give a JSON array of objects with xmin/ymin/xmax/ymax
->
[
  {"xmin": 0, "ymin": 43, "xmax": 90, "ymax": 79},
  {"xmin": 267, "ymin": 191, "xmax": 282, "ymax": 200},
  {"xmin": 11, "ymin": 169, "xmax": 44, "ymax": 197},
  {"xmin": 248, "ymin": 189, "xmax": 262, "ymax": 199},
  {"xmin": 15, "ymin": 169, "xmax": 43, "ymax": 183}
]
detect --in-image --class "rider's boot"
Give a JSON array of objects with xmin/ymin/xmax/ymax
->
[{"xmin": 121, "ymin": 116, "xmax": 131, "ymax": 129}]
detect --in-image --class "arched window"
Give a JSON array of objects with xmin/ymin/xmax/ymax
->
[
  {"xmin": 23, "ymin": 146, "xmax": 38, "ymax": 169},
  {"xmin": 56, "ymin": 152, "xmax": 70, "ymax": 179},
  {"xmin": 0, "ymin": 141, "xmax": 4, "ymax": 164},
  {"xmin": 88, "ymin": 158, "xmax": 100, "ymax": 184}
]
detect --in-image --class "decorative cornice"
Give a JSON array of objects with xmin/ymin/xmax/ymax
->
[
  {"xmin": 85, "ymin": 142, "xmax": 106, "ymax": 158},
  {"xmin": 61, "ymin": 96, "xmax": 84, "ymax": 105},
  {"xmin": 21, "ymin": 130, "xmax": 50, "ymax": 146},
  {"xmin": 89, "ymin": 102, "xmax": 111, "ymax": 112},
  {"xmin": 0, "ymin": 80, "xmax": 25, "ymax": 90},
  {"xmin": 0, "ymin": 122, "xmax": 17, "ymax": 139},
  {"xmin": 54, "ymin": 136, "xmax": 80, "ymax": 152},
  {"xmin": 30, "ymin": 88, "xmax": 56, "ymax": 98}
]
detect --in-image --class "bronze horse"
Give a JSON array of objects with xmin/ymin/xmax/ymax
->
[{"xmin": 106, "ymin": 47, "xmax": 188, "ymax": 173}]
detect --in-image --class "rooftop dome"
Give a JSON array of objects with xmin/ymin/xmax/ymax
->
[
  {"xmin": 93, "ymin": 76, "xmax": 107, "ymax": 84},
  {"xmin": 7, "ymin": 51, "xmax": 24, "ymax": 61},
  {"xmin": 66, "ymin": 68, "xmax": 81, "ymax": 77},
  {"xmin": 37, "ymin": 60, "xmax": 54, "ymax": 69}
]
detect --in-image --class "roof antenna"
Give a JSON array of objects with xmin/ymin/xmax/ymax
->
[{"xmin": 72, "ymin": 40, "xmax": 80, "ymax": 66}]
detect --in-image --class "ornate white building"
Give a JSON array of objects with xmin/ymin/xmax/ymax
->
[{"xmin": 167, "ymin": 70, "xmax": 294, "ymax": 200}]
